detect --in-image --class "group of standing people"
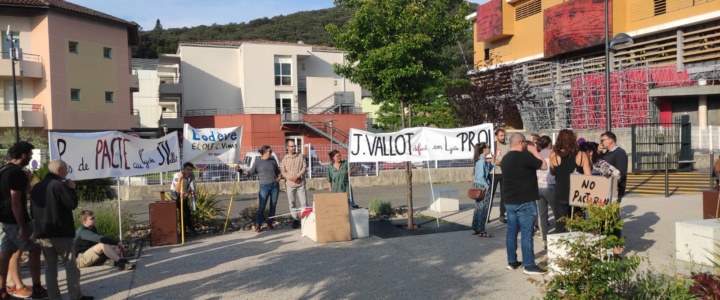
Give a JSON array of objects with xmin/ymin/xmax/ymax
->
[
  {"xmin": 236, "ymin": 140, "xmax": 355, "ymax": 233},
  {"xmin": 470, "ymin": 128, "xmax": 628, "ymax": 274}
]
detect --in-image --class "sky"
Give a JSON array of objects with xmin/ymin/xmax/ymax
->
[{"xmin": 71, "ymin": 0, "xmax": 337, "ymax": 30}]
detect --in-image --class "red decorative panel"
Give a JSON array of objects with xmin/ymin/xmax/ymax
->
[
  {"xmin": 544, "ymin": 0, "xmax": 611, "ymax": 57},
  {"xmin": 476, "ymin": 0, "xmax": 502, "ymax": 42}
]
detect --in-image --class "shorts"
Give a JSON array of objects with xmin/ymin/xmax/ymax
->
[
  {"xmin": 76, "ymin": 247, "xmax": 107, "ymax": 268},
  {"xmin": 0, "ymin": 222, "xmax": 39, "ymax": 252}
]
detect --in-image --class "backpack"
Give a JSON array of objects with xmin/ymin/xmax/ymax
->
[{"xmin": 0, "ymin": 163, "xmax": 18, "ymax": 213}]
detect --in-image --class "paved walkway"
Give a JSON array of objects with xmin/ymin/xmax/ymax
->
[{"xmin": 50, "ymin": 185, "xmax": 702, "ymax": 299}]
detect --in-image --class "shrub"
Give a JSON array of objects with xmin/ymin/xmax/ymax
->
[
  {"xmin": 541, "ymin": 203, "xmax": 643, "ymax": 299},
  {"xmin": 240, "ymin": 202, "xmax": 270, "ymax": 221},
  {"xmin": 32, "ymin": 161, "xmax": 49, "ymax": 183},
  {"xmin": 368, "ymin": 198, "xmax": 392, "ymax": 216},
  {"xmin": 188, "ymin": 185, "xmax": 222, "ymax": 226},
  {"xmin": 73, "ymin": 200, "xmax": 133, "ymax": 240},
  {"xmin": 631, "ymin": 269, "xmax": 694, "ymax": 300},
  {"xmin": 74, "ymin": 178, "xmax": 114, "ymax": 201},
  {"xmin": 691, "ymin": 272, "xmax": 720, "ymax": 299}
]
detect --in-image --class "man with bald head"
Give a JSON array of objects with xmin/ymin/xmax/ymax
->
[
  {"xmin": 501, "ymin": 133, "xmax": 547, "ymax": 275},
  {"xmin": 32, "ymin": 160, "xmax": 93, "ymax": 300}
]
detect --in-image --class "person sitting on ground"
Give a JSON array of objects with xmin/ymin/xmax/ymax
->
[{"xmin": 75, "ymin": 210, "xmax": 134, "ymax": 271}]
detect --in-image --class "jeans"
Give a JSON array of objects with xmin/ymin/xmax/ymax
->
[
  {"xmin": 257, "ymin": 182, "xmax": 280, "ymax": 226},
  {"xmin": 286, "ymin": 182, "xmax": 308, "ymax": 220},
  {"xmin": 505, "ymin": 201, "xmax": 538, "ymax": 268},
  {"xmin": 39, "ymin": 238, "xmax": 82, "ymax": 300},
  {"xmin": 471, "ymin": 184, "xmax": 492, "ymax": 232},
  {"xmin": 537, "ymin": 185, "xmax": 554, "ymax": 242}
]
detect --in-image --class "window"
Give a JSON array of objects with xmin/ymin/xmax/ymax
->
[
  {"xmin": 653, "ymin": 0, "xmax": 666, "ymax": 16},
  {"xmin": 103, "ymin": 47, "xmax": 112, "ymax": 59},
  {"xmin": 105, "ymin": 91, "xmax": 114, "ymax": 103},
  {"xmin": 515, "ymin": 0, "xmax": 541, "ymax": 21},
  {"xmin": 70, "ymin": 89, "xmax": 81, "ymax": 101},
  {"xmin": 69, "ymin": 41, "xmax": 78, "ymax": 54},
  {"xmin": 1, "ymin": 31, "xmax": 19, "ymax": 60},
  {"xmin": 274, "ymin": 56, "xmax": 292, "ymax": 86},
  {"xmin": 484, "ymin": 48, "xmax": 490, "ymax": 60},
  {"xmin": 275, "ymin": 96, "xmax": 292, "ymax": 114}
]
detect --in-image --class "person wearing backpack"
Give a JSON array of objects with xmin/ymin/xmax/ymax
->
[{"xmin": 0, "ymin": 141, "xmax": 47, "ymax": 299}]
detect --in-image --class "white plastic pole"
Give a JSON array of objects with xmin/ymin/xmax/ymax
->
[
  {"xmin": 427, "ymin": 161, "xmax": 439, "ymax": 228},
  {"xmin": 117, "ymin": 177, "xmax": 122, "ymax": 244}
]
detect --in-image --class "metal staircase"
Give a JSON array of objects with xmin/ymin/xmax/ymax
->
[{"xmin": 281, "ymin": 112, "xmax": 350, "ymax": 149}]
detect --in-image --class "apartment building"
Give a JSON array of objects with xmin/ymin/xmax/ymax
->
[
  {"xmin": 158, "ymin": 40, "xmax": 369, "ymax": 151},
  {"xmin": 469, "ymin": 0, "xmax": 720, "ymax": 131},
  {"xmin": 0, "ymin": 0, "xmax": 139, "ymax": 135}
]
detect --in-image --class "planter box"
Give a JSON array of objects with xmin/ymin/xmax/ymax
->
[
  {"xmin": 676, "ymin": 219, "xmax": 720, "ymax": 266},
  {"xmin": 547, "ymin": 232, "xmax": 604, "ymax": 276}
]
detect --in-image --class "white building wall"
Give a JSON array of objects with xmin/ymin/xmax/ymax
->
[
  {"xmin": 133, "ymin": 68, "xmax": 160, "ymax": 128},
  {"xmin": 181, "ymin": 46, "xmax": 241, "ymax": 113}
]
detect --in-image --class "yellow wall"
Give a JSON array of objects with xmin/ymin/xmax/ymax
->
[{"xmin": 472, "ymin": 0, "xmax": 719, "ymax": 66}]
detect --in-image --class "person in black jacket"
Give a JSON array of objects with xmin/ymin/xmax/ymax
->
[
  {"xmin": 31, "ymin": 160, "xmax": 93, "ymax": 300},
  {"xmin": 75, "ymin": 210, "xmax": 134, "ymax": 270}
]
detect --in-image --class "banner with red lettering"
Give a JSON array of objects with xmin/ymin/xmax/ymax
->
[
  {"xmin": 348, "ymin": 124, "xmax": 494, "ymax": 162},
  {"xmin": 48, "ymin": 131, "xmax": 180, "ymax": 180}
]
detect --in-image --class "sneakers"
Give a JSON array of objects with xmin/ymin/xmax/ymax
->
[
  {"xmin": 499, "ymin": 216, "xmax": 507, "ymax": 224},
  {"xmin": 266, "ymin": 224, "xmax": 275, "ymax": 230},
  {"xmin": 7, "ymin": 285, "xmax": 31, "ymax": 298},
  {"xmin": 30, "ymin": 285, "xmax": 48, "ymax": 300},
  {"xmin": 254, "ymin": 226, "xmax": 262, "ymax": 233},
  {"xmin": 116, "ymin": 258, "xmax": 136, "ymax": 271},
  {"xmin": 523, "ymin": 265, "xmax": 547, "ymax": 275},
  {"xmin": 291, "ymin": 220, "xmax": 301, "ymax": 229},
  {"xmin": 506, "ymin": 261, "xmax": 522, "ymax": 270}
]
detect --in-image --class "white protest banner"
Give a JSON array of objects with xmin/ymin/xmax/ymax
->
[
  {"xmin": 348, "ymin": 124, "xmax": 494, "ymax": 162},
  {"xmin": 568, "ymin": 174, "xmax": 617, "ymax": 207},
  {"xmin": 183, "ymin": 124, "xmax": 242, "ymax": 164},
  {"xmin": 49, "ymin": 131, "xmax": 180, "ymax": 180}
]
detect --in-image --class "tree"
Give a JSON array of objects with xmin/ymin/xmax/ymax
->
[
  {"xmin": 327, "ymin": 0, "xmax": 468, "ymax": 229},
  {"xmin": 154, "ymin": 19, "xmax": 163, "ymax": 31},
  {"xmin": 0, "ymin": 129, "xmax": 48, "ymax": 152},
  {"xmin": 447, "ymin": 64, "xmax": 536, "ymax": 128}
]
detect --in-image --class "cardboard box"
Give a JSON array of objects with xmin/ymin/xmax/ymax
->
[
  {"xmin": 569, "ymin": 174, "xmax": 617, "ymax": 207},
  {"xmin": 302, "ymin": 193, "xmax": 351, "ymax": 243}
]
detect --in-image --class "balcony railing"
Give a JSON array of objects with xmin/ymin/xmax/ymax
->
[
  {"xmin": 0, "ymin": 103, "xmax": 44, "ymax": 112},
  {"xmin": 131, "ymin": 109, "xmax": 140, "ymax": 115},
  {"xmin": 159, "ymin": 76, "xmax": 180, "ymax": 84},
  {"xmin": 161, "ymin": 112, "xmax": 182, "ymax": 118},
  {"xmin": 185, "ymin": 106, "xmax": 363, "ymax": 117}
]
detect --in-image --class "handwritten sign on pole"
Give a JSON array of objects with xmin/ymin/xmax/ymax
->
[
  {"xmin": 183, "ymin": 124, "xmax": 243, "ymax": 164},
  {"xmin": 49, "ymin": 131, "xmax": 180, "ymax": 180},
  {"xmin": 348, "ymin": 124, "xmax": 494, "ymax": 162},
  {"xmin": 568, "ymin": 174, "xmax": 617, "ymax": 207}
]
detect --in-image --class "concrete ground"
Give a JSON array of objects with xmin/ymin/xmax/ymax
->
[{"xmin": 46, "ymin": 184, "xmax": 702, "ymax": 299}]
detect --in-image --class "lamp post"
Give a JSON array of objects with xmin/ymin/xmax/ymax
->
[
  {"xmin": 5, "ymin": 27, "xmax": 20, "ymax": 143},
  {"xmin": 604, "ymin": 1, "xmax": 634, "ymax": 132}
]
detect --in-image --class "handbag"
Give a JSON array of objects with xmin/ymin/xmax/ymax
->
[{"xmin": 468, "ymin": 188, "xmax": 485, "ymax": 200}]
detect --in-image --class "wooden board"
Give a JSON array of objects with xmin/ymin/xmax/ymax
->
[
  {"xmin": 569, "ymin": 174, "xmax": 617, "ymax": 208},
  {"xmin": 313, "ymin": 193, "xmax": 351, "ymax": 243},
  {"xmin": 149, "ymin": 201, "xmax": 178, "ymax": 246},
  {"xmin": 702, "ymin": 190, "xmax": 720, "ymax": 220}
]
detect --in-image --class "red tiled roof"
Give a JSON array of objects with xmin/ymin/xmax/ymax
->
[
  {"xmin": 0, "ymin": 0, "xmax": 137, "ymax": 28},
  {"xmin": 181, "ymin": 39, "xmax": 337, "ymax": 51}
]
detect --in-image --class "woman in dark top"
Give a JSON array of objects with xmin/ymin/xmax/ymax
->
[
  {"xmin": 242, "ymin": 145, "xmax": 281, "ymax": 232},
  {"xmin": 549, "ymin": 129, "xmax": 591, "ymax": 233}
]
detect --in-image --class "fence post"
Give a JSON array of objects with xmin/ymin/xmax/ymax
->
[
  {"xmin": 160, "ymin": 171, "xmax": 164, "ymax": 186},
  {"xmin": 631, "ymin": 124, "xmax": 637, "ymax": 173},
  {"xmin": 665, "ymin": 153, "xmax": 669, "ymax": 198}
]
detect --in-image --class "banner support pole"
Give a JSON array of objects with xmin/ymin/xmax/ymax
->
[
  {"xmin": 117, "ymin": 177, "xmax": 122, "ymax": 244},
  {"xmin": 427, "ymin": 161, "xmax": 439, "ymax": 228},
  {"xmin": 223, "ymin": 174, "xmax": 238, "ymax": 234}
]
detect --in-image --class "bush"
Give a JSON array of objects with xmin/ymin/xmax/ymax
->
[
  {"xmin": 541, "ymin": 203, "xmax": 643, "ymax": 299},
  {"xmin": 240, "ymin": 202, "xmax": 270, "ymax": 221},
  {"xmin": 368, "ymin": 198, "xmax": 392, "ymax": 216},
  {"xmin": 73, "ymin": 200, "xmax": 133, "ymax": 240},
  {"xmin": 74, "ymin": 178, "xmax": 114, "ymax": 201},
  {"xmin": 188, "ymin": 185, "xmax": 222, "ymax": 226},
  {"xmin": 631, "ymin": 269, "xmax": 694, "ymax": 300},
  {"xmin": 32, "ymin": 161, "xmax": 49, "ymax": 183}
]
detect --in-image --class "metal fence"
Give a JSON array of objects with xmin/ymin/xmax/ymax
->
[{"xmin": 118, "ymin": 144, "xmax": 473, "ymax": 186}]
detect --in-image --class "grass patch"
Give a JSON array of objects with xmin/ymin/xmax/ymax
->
[
  {"xmin": 368, "ymin": 198, "xmax": 392, "ymax": 217},
  {"xmin": 73, "ymin": 200, "xmax": 133, "ymax": 240}
]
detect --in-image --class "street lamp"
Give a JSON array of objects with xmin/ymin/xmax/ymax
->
[
  {"xmin": 604, "ymin": 1, "xmax": 634, "ymax": 132},
  {"xmin": 5, "ymin": 26, "xmax": 21, "ymax": 143}
]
